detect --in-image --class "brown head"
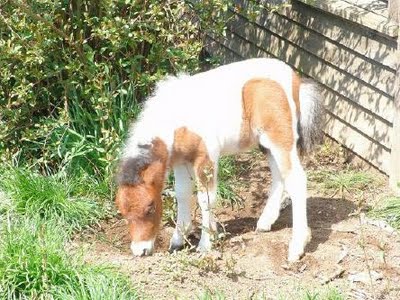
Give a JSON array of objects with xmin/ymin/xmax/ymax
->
[{"xmin": 115, "ymin": 139, "xmax": 168, "ymax": 256}]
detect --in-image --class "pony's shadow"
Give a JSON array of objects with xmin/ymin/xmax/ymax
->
[{"xmin": 222, "ymin": 197, "xmax": 357, "ymax": 255}]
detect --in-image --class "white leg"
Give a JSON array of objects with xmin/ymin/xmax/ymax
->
[
  {"xmin": 196, "ymin": 163, "xmax": 218, "ymax": 253},
  {"xmin": 285, "ymin": 154, "xmax": 311, "ymax": 262},
  {"xmin": 257, "ymin": 153, "xmax": 285, "ymax": 232},
  {"xmin": 169, "ymin": 164, "xmax": 193, "ymax": 252}
]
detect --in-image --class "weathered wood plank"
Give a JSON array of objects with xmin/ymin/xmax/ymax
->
[
  {"xmin": 205, "ymin": 35, "xmax": 244, "ymax": 64},
  {"xmin": 224, "ymin": 20, "xmax": 395, "ymax": 122},
  {"xmin": 296, "ymin": 0, "xmax": 399, "ymax": 37},
  {"xmin": 344, "ymin": 0, "xmax": 388, "ymax": 17},
  {"xmin": 322, "ymin": 88, "xmax": 392, "ymax": 149},
  {"xmin": 276, "ymin": 0, "xmax": 398, "ymax": 70},
  {"xmin": 389, "ymin": 0, "xmax": 400, "ymax": 22},
  {"xmin": 230, "ymin": 11, "xmax": 396, "ymax": 96},
  {"xmin": 325, "ymin": 113, "xmax": 391, "ymax": 173}
]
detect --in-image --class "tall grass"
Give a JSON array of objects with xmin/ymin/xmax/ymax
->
[
  {"xmin": 0, "ymin": 167, "xmax": 107, "ymax": 232},
  {"xmin": 0, "ymin": 217, "xmax": 138, "ymax": 299}
]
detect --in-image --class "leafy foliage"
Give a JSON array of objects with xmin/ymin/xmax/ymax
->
[{"xmin": 0, "ymin": 0, "xmax": 230, "ymax": 176}]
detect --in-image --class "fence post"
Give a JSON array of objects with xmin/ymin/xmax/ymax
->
[
  {"xmin": 389, "ymin": 0, "xmax": 400, "ymax": 193},
  {"xmin": 389, "ymin": 0, "xmax": 399, "ymax": 22}
]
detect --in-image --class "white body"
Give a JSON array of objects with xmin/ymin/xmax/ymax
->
[{"xmin": 124, "ymin": 58, "xmax": 297, "ymax": 159}]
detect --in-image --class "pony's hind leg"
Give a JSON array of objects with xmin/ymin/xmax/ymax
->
[
  {"xmin": 169, "ymin": 164, "xmax": 193, "ymax": 252},
  {"xmin": 258, "ymin": 134, "xmax": 310, "ymax": 261},
  {"xmin": 256, "ymin": 153, "xmax": 285, "ymax": 232},
  {"xmin": 285, "ymin": 152, "xmax": 311, "ymax": 262}
]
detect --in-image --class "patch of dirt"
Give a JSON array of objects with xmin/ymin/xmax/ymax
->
[{"xmin": 75, "ymin": 143, "xmax": 400, "ymax": 299}]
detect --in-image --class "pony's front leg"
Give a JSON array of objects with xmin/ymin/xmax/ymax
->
[
  {"xmin": 169, "ymin": 164, "xmax": 193, "ymax": 252},
  {"xmin": 195, "ymin": 160, "xmax": 218, "ymax": 253}
]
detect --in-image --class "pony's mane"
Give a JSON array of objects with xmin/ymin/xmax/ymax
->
[{"xmin": 116, "ymin": 143, "xmax": 154, "ymax": 186}]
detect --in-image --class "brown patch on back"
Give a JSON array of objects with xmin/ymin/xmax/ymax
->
[
  {"xmin": 241, "ymin": 78, "xmax": 295, "ymax": 175},
  {"xmin": 171, "ymin": 127, "xmax": 215, "ymax": 189},
  {"xmin": 292, "ymin": 71, "xmax": 301, "ymax": 118},
  {"xmin": 239, "ymin": 90, "xmax": 257, "ymax": 149}
]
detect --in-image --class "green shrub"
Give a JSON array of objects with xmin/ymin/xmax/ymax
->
[{"xmin": 0, "ymin": 0, "xmax": 229, "ymax": 175}]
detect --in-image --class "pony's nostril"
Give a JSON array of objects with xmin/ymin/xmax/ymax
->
[
  {"xmin": 143, "ymin": 248, "xmax": 152, "ymax": 256},
  {"xmin": 130, "ymin": 240, "xmax": 154, "ymax": 257}
]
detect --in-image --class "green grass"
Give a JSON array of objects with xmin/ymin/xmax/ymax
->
[
  {"xmin": 197, "ymin": 287, "xmax": 344, "ymax": 300},
  {"xmin": 51, "ymin": 269, "xmax": 138, "ymax": 300},
  {"xmin": 0, "ymin": 167, "xmax": 107, "ymax": 232},
  {"xmin": 0, "ymin": 217, "xmax": 138, "ymax": 299},
  {"xmin": 308, "ymin": 168, "xmax": 378, "ymax": 198},
  {"xmin": 369, "ymin": 196, "xmax": 400, "ymax": 230},
  {"xmin": 277, "ymin": 286, "xmax": 345, "ymax": 300},
  {"xmin": 0, "ymin": 164, "xmax": 139, "ymax": 299},
  {"xmin": 198, "ymin": 289, "xmax": 226, "ymax": 300},
  {"xmin": 217, "ymin": 156, "xmax": 244, "ymax": 208}
]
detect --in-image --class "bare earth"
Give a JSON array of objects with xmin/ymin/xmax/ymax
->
[{"xmin": 76, "ymin": 146, "xmax": 400, "ymax": 299}]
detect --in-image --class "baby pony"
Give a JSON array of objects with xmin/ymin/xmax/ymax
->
[{"xmin": 115, "ymin": 58, "xmax": 322, "ymax": 262}]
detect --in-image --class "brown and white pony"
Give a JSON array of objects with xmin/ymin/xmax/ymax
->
[{"xmin": 115, "ymin": 58, "xmax": 322, "ymax": 261}]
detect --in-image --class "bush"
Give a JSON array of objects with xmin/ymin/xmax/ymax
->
[{"xmin": 0, "ymin": 0, "xmax": 229, "ymax": 175}]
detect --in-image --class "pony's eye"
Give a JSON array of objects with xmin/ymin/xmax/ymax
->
[{"xmin": 145, "ymin": 202, "xmax": 155, "ymax": 216}]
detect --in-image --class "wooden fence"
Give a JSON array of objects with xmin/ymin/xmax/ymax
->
[{"xmin": 206, "ymin": 0, "xmax": 400, "ymax": 190}]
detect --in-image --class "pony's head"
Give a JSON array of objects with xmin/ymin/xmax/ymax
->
[{"xmin": 115, "ymin": 139, "xmax": 167, "ymax": 256}]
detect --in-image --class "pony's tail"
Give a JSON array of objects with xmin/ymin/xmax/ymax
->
[{"xmin": 297, "ymin": 78, "xmax": 324, "ymax": 155}]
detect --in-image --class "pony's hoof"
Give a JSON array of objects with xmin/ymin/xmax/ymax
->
[
  {"xmin": 287, "ymin": 228, "xmax": 311, "ymax": 262},
  {"xmin": 168, "ymin": 243, "xmax": 184, "ymax": 254},
  {"xmin": 197, "ymin": 238, "xmax": 212, "ymax": 253},
  {"xmin": 256, "ymin": 220, "xmax": 272, "ymax": 232}
]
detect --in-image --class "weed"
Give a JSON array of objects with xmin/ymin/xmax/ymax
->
[
  {"xmin": 308, "ymin": 168, "xmax": 378, "ymax": 198},
  {"xmin": 369, "ymin": 196, "xmax": 400, "ymax": 230},
  {"xmin": 198, "ymin": 289, "xmax": 226, "ymax": 300},
  {"xmin": 217, "ymin": 156, "xmax": 244, "ymax": 208},
  {"xmin": 278, "ymin": 286, "xmax": 345, "ymax": 300}
]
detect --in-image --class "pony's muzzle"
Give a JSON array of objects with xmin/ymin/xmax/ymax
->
[{"xmin": 130, "ymin": 240, "xmax": 155, "ymax": 256}]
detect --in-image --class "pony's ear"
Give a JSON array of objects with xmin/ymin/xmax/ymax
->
[
  {"xmin": 142, "ymin": 161, "xmax": 166, "ymax": 189},
  {"xmin": 115, "ymin": 185, "xmax": 131, "ymax": 216},
  {"xmin": 116, "ymin": 156, "xmax": 152, "ymax": 185}
]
